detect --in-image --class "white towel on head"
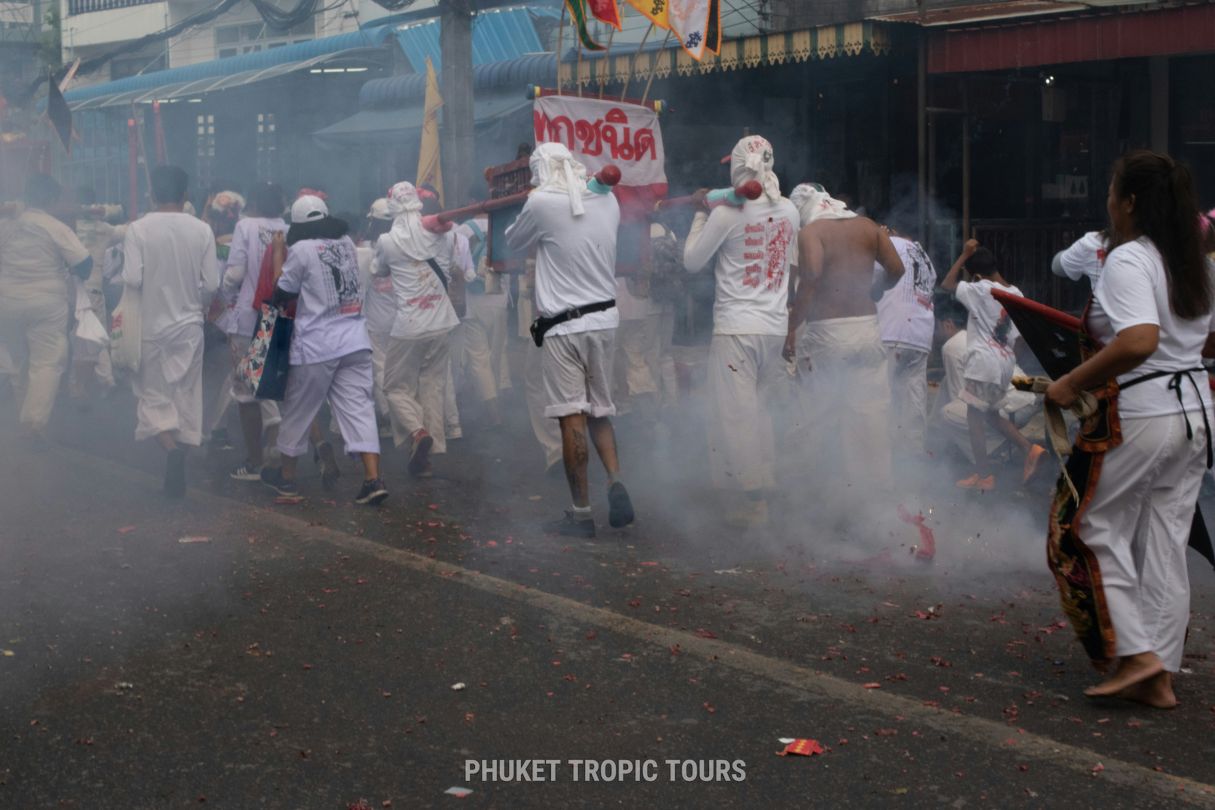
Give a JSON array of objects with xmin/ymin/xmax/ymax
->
[
  {"xmin": 729, "ymin": 135, "xmax": 781, "ymax": 203},
  {"xmin": 790, "ymin": 183, "xmax": 857, "ymax": 227},
  {"xmin": 530, "ymin": 142, "xmax": 590, "ymax": 217},
  {"xmin": 386, "ymin": 181, "xmax": 446, "ymax": 261}
]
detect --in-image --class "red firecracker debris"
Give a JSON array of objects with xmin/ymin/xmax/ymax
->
[
  {"xmin": 778, "ymin": 739, "xmax": 825, "ymax": 757},
  {"xmin": 694, "ymin": 628, "xmax": 718, "ymax": 639},
  {"xmin": 862, "ymin": 682, "xmax": 882, "ymax": 689},
  {"xmin": 116, "ymin": 526, "xmax": 137, "ymax": 534},
  {"xmin": 897, "ymin": 504, "xmax": 936, "ymax": 561}
]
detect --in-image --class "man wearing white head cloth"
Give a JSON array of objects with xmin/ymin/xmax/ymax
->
[
  {"xmin": 505, "ymin": 142, "xmax": 635, "ymax": 538},
  {"xmin": 683, "ymin": 135, "xmax": 801, "ymax": 528},
  {"xmin": 785, "ymin": 182, "xmax": 905, "ymax": 492},
  {"xmin": 373, "ymin": 181, "xmax": 459, "ymax": 477}
]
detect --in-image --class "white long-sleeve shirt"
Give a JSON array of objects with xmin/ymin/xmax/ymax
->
[
  {"xmin": 374, "ymin": 229, "xmax": 459, "ymax": 340},
  {"xmin": 504, "ymin": 189, "xmax": 620, "ymax": 338},
  {"xmin": 682, "ymin": 198, "xmax": 800, "ymax": 337},
  {"xmin": 122, "ymin": 212, "xmax": 217, "ymax": 340},
  {"xmin": 218, "ymin": 216, "xmax": 288, "ymax": 336}
]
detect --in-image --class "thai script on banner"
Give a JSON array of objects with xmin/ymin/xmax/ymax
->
[{"xmin": 533, "ymin": 96, "xmax": 667, "ymax": 190}]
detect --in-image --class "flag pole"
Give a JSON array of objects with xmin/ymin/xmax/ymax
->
[
  {"xmin": 619, "ymin": 21, "xmax": 654, "ymax": 101},
  {"xmin": 555, "ymin": 2, "xmax": 566, "ymax": 95},
  {"xmin": 598, "ymin": 6, "xmax": 617, "ymax": 99},
  {"xmin": 642, "ymin": 28, "xmax": 671, "ymax": 105}
]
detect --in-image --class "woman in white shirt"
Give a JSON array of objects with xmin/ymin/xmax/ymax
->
[{"xmin": 1046, "ymin": 150, "xmax": 1215, "ymax": 708}]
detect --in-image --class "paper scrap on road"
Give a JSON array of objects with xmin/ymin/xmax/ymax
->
[
  {"xmin": 444, "ymin": 786, "xmax": 473, "ymax": 797},
  {"xmin": 177, "ymin": 536, "xmax": 211, "ymax": 544},
  {"xmin": 778, "ymin": 739, "xmax": 825, "ymax": 757},
  {"xmin": 451, "ymin": 682, "xmax": 466, "ymax": 691}
]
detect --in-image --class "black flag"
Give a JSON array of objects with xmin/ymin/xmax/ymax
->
[{"xmin": 47, "ymin": 73, "xmax": 72, "ymax": 153}]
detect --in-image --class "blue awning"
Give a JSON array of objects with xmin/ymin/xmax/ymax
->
[
  {"xmin": 65, "ymin": 28, "xmax": 396, "ymax": 110},
  {"xmin": 359, "ymin": 52, "xmax": 555, "ymax": 109},
  {"xmin": 313, "ymin": 91, "xmax": 533, "ymax": 146},
  {"xmin": 392, "ymin": 5, "xmax": 558, "ymax": 74}
]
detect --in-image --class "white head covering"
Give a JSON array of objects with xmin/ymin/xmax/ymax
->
[
  {"xmin": 789, "ymin": 183, "xmax": 857, "ymax": 227},
  {"xmin": 367, "ymin": 197, "xmax": 392, "ymax": 221},
  {"xmin": 385, "ymin": 181, "xmax": 445, "ymax": 261},
  {"xmin": 291, "ymin": 194, "xmax": 328, "ymax": 224},
  {"xmin": 529, "ymin": 142, "xmax": 589, "ymax": 217},
  {"xmin": 729, "ymin": 135, "xmax": 781, "ymax": 203}
]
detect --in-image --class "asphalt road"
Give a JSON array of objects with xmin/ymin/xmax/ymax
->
[{"xmin": 2, "ymin": 365, "xmax": 1215, "ymax": 809}]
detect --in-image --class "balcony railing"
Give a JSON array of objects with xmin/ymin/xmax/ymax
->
[{"xmin": 68, "ymin": 0, "xmax": 159, "ymax": 15}]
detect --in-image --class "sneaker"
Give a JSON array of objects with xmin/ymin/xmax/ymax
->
[
  {"xmin": 355, "ymin": 478, "xmax": 389, "ymax": 506},
  {"xmin": 956, "ymin": 473, "xmax": 996, "ymax": 491},
  {"xmin": 1023, "ymin": 444, "xmax": 1047, "ymax": 483},
  {"xmin": 229, "ymin": 461, "xmax": 262, "ymax": 482},
  {"xmin": 408, "ymin": 429, "xmax": 434, "ymax": 477},
  {"xmin": 543, "ymin": 510, "xmax": 596, "ymax": 539},
  {"xmin": 260, "ymin": 466, "xmax": 299, "ymax": 497},
  {"xmin": 607, "ymin": 481, "xmax": 635, "ymax": 528},
  {"xmin": 164, "ymin": 448, "xmax": 186, "ymax": 498}
]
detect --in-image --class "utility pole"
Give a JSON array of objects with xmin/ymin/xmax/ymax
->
[{"xmin": 439, "ymin": 0, "xmax": 474, "ymax": 206}]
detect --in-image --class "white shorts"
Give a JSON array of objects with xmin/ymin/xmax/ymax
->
[
  {"xmin": 960, "ymin": 378, "xmax": 1007, "ymax": 411},
  {"xmin": 542, "ymin": 328, "xmax": 617, "ymax": 419}
]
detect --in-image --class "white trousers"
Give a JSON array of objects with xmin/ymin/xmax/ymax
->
[
  {"xmin": 796, "ymin": 315, "xmax": 892, "ymax": 488},
  {"xmin": 277, "ymin": 349, "xmax": 380, "ymax": 458},
  {"xmin": 0, "ymin": 289, "xmax": 69, "ymax": 431},
  {"xmin": 525, "ymin": 343, "xmax": 563, "ymax": 469},
  {"xmin": 368, "ymin": 330, "xmax": 392, "ymax": 419},
  {"xmin": 383, "ymin": 332, "xmax": 450, "ymax": 454},
  {"xmin": 658, "ymin": 310, "xmax": 678, "ymax": 407},
  {"xmin": 885, "ymin": 344, "xmax": 928, "ymax": 453},
  {"xmin": 614, "ymin": 315, "xmax": 661, "ymax": 402},
  {"xmin": 1079, "ymin": 412, "xmax": 1209, "ymax": 672},
  {"xmin": 135, "ymin": 322, "xmax": 204, "ymax": 446},
  {"xmin": 463, "ymin": 296, "xmax": 510, "ymax": 402},
  {"xmin": 445, "ymin": 325, "xmax": 462, "ymax": 433},
  {"xmin": 706, "ymin": 334, "xmax": 785, "ymax": 492}
]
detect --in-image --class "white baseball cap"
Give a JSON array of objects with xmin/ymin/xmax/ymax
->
[
  {"xmin": 290, "ymin": 194, "xmax": 328, "ymax": 224},
  {"xmin": 367, "ymin": 197, "xmax": 392, "ymax": 221}
]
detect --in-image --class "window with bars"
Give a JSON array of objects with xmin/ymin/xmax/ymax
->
[
  {"xmin": 215, "ymin": 19, "xmax": 314, "ymax": 59},
  {"xmin": 256, "ymin": 113, "xmax": 277, "ymax": 179},
  {"xmin": 196, "ymin": 114, "xmax": 216, "ymax": 191}
]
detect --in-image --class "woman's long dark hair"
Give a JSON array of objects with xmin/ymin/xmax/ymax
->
[
  {"xmin": 286, "ymin": 216, "xmax": 349, "ymax": 247},
  {"xmin": 1112, "ymin": 150, "xmax": 1209, "ymax": 319}
]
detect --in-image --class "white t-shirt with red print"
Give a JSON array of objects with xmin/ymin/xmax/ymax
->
[
  {"xmin": 683, "ymin": 197, "xmax": 800, "ymax": 337},
  {"xmin": 954, "ymin": 278, "xmax": 1022, "ymax": 386}
]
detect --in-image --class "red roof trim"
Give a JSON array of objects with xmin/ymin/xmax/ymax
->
[{"xmin": 927, "ymin": 3, "xmax": 1215, "ymax": 73}]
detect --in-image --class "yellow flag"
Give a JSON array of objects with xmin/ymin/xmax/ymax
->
[
  {"xmin": 417, "ymin": 56, "xmax": 444, "ymax": 206},
  {"xmin": 625, "ymin": 0, "xmax": 669, "ymax": 29}
]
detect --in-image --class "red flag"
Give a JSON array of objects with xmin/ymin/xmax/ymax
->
[{"xmin": 587, "ymin": 0, "xmax": 622, "ymax": 29}]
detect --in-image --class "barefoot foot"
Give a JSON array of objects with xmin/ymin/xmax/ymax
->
[
  {"xmin": 1116, "ymin": 672, "xmax": 1178, "ymax": 709},
  {"xmin": 1084, "ymin": 653, "xmax": 1164, "ymax": 698}
]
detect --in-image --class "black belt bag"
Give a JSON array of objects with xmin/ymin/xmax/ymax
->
[{"xmin": 530, "ymin": 299, "xmax": 616, "ymax": 347}]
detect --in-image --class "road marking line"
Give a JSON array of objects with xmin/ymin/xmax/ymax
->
[{"xmin": 61, "ymin": 447, "xmax": 1215, "ymax": 806}]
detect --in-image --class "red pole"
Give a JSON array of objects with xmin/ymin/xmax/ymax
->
[
  {"xmin": 655, "ymin": 180, "xmax": 763, "ymax": 212},
  {"xmin": 127, "ymin": 118, "xmax": 138, "ymax": 220},
  {"xmin": 152, "ymin": 101, "xmax": 166, "ymax": 165},
  {"xmin": 435, "ymin": 166, "xmax": 622, "ymax": 224}
]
